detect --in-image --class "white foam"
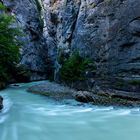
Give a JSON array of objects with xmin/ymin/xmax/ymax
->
[
  {"xmin": 73, "ymin": 108, "xmax": 93, "ymax": 113},
  {"xmin": 94, "ymin": 106, "xmax": 114, "ymax": 112},
  {"xmin": 0, "ymin": 115, "xmax": 8, "ymax": 124}
]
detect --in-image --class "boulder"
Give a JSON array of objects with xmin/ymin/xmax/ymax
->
[
  {"xmin": 0, "ymin": 96, "xmax": 3, "ymax": 110},
  {"xmin": 0, "ymin": 82, "xmax": 6, "ymax": 90},
  {"xmin": 74, "ymin": 91, "xmax": 94, "ymax": 103}
]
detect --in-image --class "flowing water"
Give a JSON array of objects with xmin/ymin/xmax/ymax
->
[{"xmin": 0, "ymin": 81, "xmax": 140, "ymax": 140}]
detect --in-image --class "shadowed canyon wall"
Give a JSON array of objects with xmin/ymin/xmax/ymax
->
[{"xmin": 2, "ymin": 0, "xmax": 140, "ymax": 81}]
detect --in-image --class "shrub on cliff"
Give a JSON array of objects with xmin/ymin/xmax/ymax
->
[
  {"xmin": 12, "ymin": 65, "xmax": 31, "ymax": 82},
  {"xmin": 60, "ymin": 51, "xmax": 94, "ymax": 82},
  {"xmin": 0, "ymin": 3, "xmax": 21, "ymax": 83}
]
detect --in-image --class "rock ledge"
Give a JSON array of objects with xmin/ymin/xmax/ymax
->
[{"xmin": 28, "ymin": 81, "xmax": 140, "ymax": 107}]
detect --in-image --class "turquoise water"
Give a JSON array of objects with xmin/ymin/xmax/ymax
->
[{"xmin": 0, "ymin": 81, "xmax": 140, "ymax": 140}]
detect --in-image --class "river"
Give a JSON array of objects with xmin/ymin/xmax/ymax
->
[{"xmin": 0, "ymin": 81, "xmax": 140, "ymax": 140}]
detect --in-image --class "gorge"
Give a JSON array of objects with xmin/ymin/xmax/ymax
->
[
  {"xmin": 1, "ymin": 0, "xmax": 140, "ymax": 82},
  {"xmin": 0, "ymin": 0, "xmax": 140, "ymax": 139},
  {"xmin": 1, "ymin": 0, "xmax": 140, "ymax": 104}
]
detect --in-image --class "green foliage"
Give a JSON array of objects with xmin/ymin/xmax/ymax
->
[
  {"xmin": 128, "ymin": 80, "xmax": 140, "ymax": 86},
  {"xmin": 0, "ymin": 3, "xmax": 6, "ymax": 11},
  {"xmin": 114, "ymin": 79, "xmax": 125, "ymax": 88},
  {"xmin": 60, "ymin": 51, "xmax": 93, "ymax": 82},
  {"xmin": 0, "ymin": 3, "xmax": 21, "ymax": 82},
  {"xmin": 12, "ymin": 65, "xmax": 31, "ymax": 82}
]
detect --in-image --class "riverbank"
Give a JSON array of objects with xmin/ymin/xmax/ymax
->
[
  {"xmin": 27, "ymin": 81, "xmax": 76, "ymax": 100},
  {"xmin": 27, "ymin": 81, "xmax": 140, "ymax": 107}
]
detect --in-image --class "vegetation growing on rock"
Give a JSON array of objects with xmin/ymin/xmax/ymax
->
[
  {"xmin": 12, "ymin": 65, "xmax": 31, "ymax": 83},
  {"xmin": 128, "ymin": 80, "xmax": 140, "ymax": 86},
  {"xmin": 60, "ymin": 51, "xmax": 95, "ymax": 82},
  {"xmin": 0, "ymin": 3, "xmax": 26, "ymax": 86}
]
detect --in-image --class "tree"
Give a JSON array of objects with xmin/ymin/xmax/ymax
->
[
  {"xmin": 60, "ymin": 51, "xmax": 93, "ymax": 82},
  {"xmin": 0, "ymin": 3, "xmax": 21, "ymax": 82}
]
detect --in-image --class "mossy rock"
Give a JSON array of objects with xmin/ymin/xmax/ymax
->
[
  {"xmin": 13, "ymin": 65, "xmax": 31, "ymax": 83},
  {"xmin": 0, "ymin": 82, "xmax": 6, "ymax": 89}
]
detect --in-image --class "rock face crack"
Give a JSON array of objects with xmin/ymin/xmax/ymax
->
[{"xmin": 61, "ymin": 0, "xmax": 81, "ymax": 49}]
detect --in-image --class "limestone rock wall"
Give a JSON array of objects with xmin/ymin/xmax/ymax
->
[
  {"xmin": 2, "ymin": 0, "xmax": 48, "ymax": 80},
  {"xmin": 2, "ymin": 0, "xmax": 140, "ymax": 81},
  {"xmin": 71, "ymin": 0, "xmax": 140, "ymax": 80},
  {"xmin": 45, "ymin": 0, "xmax": 140, "ymax": 80}
]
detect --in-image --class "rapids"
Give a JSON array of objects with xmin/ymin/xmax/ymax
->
[{"xmin": 0, "ymin": 81, "xmax": 140, "ymax": 140}]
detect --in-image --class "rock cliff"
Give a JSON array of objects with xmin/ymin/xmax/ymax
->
[
  {"xmin": 2, "ymin": 0, "xmax": 140, "ymax": 82},
  {"xmin": 2, "ymin": 0, "xmax": 48, "ymax": 80}
]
